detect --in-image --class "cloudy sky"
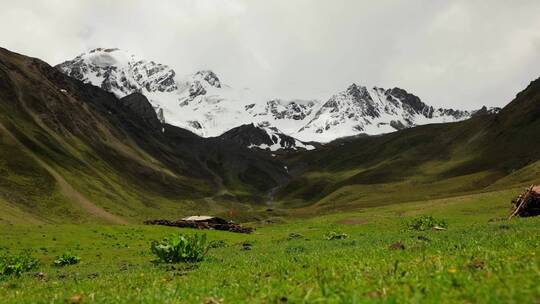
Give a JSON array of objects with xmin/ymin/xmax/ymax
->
[{"xmin": 1, "ymin": 0, "xmax": 539, "ymax": 109}]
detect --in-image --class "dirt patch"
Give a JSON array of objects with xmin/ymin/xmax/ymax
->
[{"xmin": 338, "ymin": 217, "xmax": 370, "ymax": 225}]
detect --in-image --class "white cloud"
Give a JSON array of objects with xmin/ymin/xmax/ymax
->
[{"xmin": 0, "ymin": 0, "xmax": 539, "ymax": 109}]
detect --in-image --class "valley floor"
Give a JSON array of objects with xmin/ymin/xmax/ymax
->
[{"xmin": 1, "ymin": 188, "xmax": 539, "ymax": 303}]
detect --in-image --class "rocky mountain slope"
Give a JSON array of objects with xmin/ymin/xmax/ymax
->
[
  {"xmin": 220, "ymin": 123, "xmax": 315, "ymax": 152},
  {"xmin": 57, "ymin": 48, "xmax": 498, "ymax": 145}
]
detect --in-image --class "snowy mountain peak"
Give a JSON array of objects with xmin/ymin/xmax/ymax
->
[
  {"xmin": 193, "ymin": 70, "xmax": 221, "ymax": 88},
  {"xmin": 57, "ymin": 48, "xmax": 499, "ymax": 146},
  {"xmin": 295, "ymin": 84, "xmax": 479, "ymax": 142},
  {"xmin": 57, "ymin": 48, "xmax": 177, "ymax": 97},
  {"xmin": 179, "ymin": 70, "xmax": 224, "ymax": 105}
]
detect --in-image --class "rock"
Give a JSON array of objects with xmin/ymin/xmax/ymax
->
[
  {"xmin": 389, "ymin": 241, "xmax": 405, "ymax": 250},
  {"xmin": 65, "ymin": 294, "xmax": 82, "ymax": 303},
  {"xmin": 120, "ymin": 93, "xmax": 162, "ymax": 130}
]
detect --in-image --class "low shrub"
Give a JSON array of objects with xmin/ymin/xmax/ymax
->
[
  {"xmin": 406, "ymin": 215, "xmax": 448, "ymax": 231},
  {"xmin": 0, "ymin": 252, "xmax": 39, "ymax": 276},
  {"xmin": 53, "ymin": 252, "xmax": 81, "ymax": 267},
  {"xmin": 150, "ymin": 234, "xmax": 210, "ymax": 263},
  {"xmin": 325, "ymin": 231, "xmax": 349, "ymax": 240}
]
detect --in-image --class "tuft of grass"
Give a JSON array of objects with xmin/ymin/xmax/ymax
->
[
  {"xmin": 53, "ymin": 252, "xmax": 81, "ymax": 267},
  {"xmin": 406, "ymin": 215, "xmax": 448, "ymax": 231},
  {"xmin": 324, "ymin": 231, "xmax": 349, "ymax": 240},
  {"xmin": 150, "ymin": 234, "xmax": 211, "ymax": 263}
]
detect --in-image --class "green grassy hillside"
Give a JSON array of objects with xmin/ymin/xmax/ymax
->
[
  {"xmin": 1, "ymin": 45, "xmax": 540, "ymax": 224},
  {"xmin": 0, "ymin": 47, "xmax": 289, "ymax": 224},
  {"xmin": 277, "ymin": 77, "xmax": 540, "ymax": 211}
]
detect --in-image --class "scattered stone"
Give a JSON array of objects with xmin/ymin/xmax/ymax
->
[
  {"xmin": 87, "ymin": 272, "xmax": 98, "ymax": 279},
  {"xmin": 468, "ymin": 260, "xmax": 485, "ymax": 270},
  {"xmin": 367, "ymin": 290, "xmax": 383, "ymax": 298},
  {"xmin": 389, "ymin": 241, "xmax": 405, "ymax": 250},
  {"xmin": 417, "ymin": 236, "xmax": 431, "ymax": 242},
  {"xmin": 203, "ymin": 297, "xmax": 223, "ymax": 304},
  {"xmin": 35, "ymin": 272, "xmax": 46, "ymax": 279},
  {"xmin": 65, "ymin": 294, "xmax": 82, "ymax": 303},
  {"xmin": 241, "ymin": 242, "xmax": 253, "ymax": 251}
]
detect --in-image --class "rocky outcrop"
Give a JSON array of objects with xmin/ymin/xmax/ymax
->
[
  {"xmin": 220, "ymin": 123, "xmax": 314, "ymax": 151},
  {"xmin": 120, "ymin": 93, "xmax": 162, "ymax": 130}
]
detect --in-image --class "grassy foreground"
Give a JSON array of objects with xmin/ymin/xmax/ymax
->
[{"xmin": 1, "ymin": 188, "xmax": 539, "ymax": 303}]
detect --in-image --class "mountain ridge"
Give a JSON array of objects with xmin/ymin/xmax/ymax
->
[
  {"xmin": 0, "ymin": 46, "xmax": 289, "ymax": 223},
  {"xmin": 56, "ymin": 48, "xmax": 499, "ymax": 144},
  {"xmin": 0, "ymin": 46, "xmax": 537, "ymax": 224}
]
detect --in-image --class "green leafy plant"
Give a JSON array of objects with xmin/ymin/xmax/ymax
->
[
  {"xmin": 150, "ymin": 234, "xmax": 211, "ymax": 263},
  {"xmin": 324, "ymin": 231, "xmax": 349, "ymax": 240},
  {"xmin": 0, "ymin": 252, "xmax": 39, "ymax": 276},
  {"xmin": 406, "ymin": 215, "xmax": 448, "ymax": 231},
  {"xmin": 53, "ymin": 252, "xmax": 81, "ymax": 267}
]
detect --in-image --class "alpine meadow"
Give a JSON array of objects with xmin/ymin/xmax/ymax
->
[{"xmin": 1, "ymin": 1, "xmax": 540, "ymax": 303}]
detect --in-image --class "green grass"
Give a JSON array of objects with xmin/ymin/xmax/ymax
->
[{"xmin": 1, "ymin": 188, "xmax": 539, "ymax": 303}]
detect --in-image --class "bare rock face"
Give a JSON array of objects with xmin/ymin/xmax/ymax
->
[
  {"xmin": 56, "ymin": 48, "xmax": 178, "ymax": 97},
  {"xmin": 188, "ymin": 80, "xmax": 207, "ymax": 99},
  {"xmin": 120, "ymin": 93, "xmax": 162, "ymax": 130},
  {"xmin": 219, "ymin": 123, "xmax": 315, "ymax": 152},
  {"xmin": 193, "ymin": 70, "xmax": 221, "ymax": 88}
]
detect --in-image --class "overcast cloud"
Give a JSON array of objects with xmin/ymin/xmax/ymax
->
[{"xmin": 1, "ymin": 0, "xmax": 539, "ymax": 109}]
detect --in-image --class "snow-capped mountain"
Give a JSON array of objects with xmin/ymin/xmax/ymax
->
[
  {"xmin": 56, "ymin": 48, "xmax": 497, "ymax": 146},
  {"xmin": 56, "ymin": 48, "xmax": 252, "ymax": 137},
  {"xmin": 295, "ymin": 85, "xmax": 474, "ymax": 142}
]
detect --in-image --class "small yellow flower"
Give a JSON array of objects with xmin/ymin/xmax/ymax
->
[{"xmin": 448, "ymin": 267, "xmax": 457, "ymax": 274}]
